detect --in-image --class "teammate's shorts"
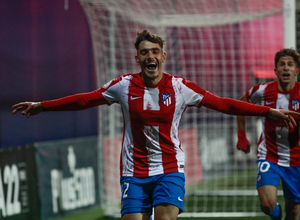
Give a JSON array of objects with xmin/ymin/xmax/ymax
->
[
  {"xmin": 256, "ymin": 159, "xmax": 300, "ymax": 203},
  {"xmin": 120, "ymin": 172, "xmax": 185, "ymax": 216}
]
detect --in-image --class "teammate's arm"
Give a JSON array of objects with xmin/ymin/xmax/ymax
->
[{"xmin": 236, "ymin": 94, "xmax": 251, "ymax": 153}]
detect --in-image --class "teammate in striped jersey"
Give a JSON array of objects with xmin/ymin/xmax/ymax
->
[
  {"xmin": 13, "ymin": 31, "xmax": 300, "ymax": 220},
  {"xmin": 236, "ymin": 48, "xmax": 300, "ymax": 220}
]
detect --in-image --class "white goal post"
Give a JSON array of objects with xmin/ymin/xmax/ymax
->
[{"xmin": 78, "ymin": 0, "xmax": 289, "ymax": 217}]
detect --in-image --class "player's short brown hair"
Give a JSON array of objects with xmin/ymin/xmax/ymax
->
[
  {"xmin": 134, "ymin": 30, "xmax": 165, "ymax": 50},
  {"xmin": 275, "ymin": 48, "xmax": 300, "ymax": 67}
]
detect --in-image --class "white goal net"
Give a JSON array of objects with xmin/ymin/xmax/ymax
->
[{"xmin": 79, "ymin": 0, "xmax": 284, "ymax": 217}]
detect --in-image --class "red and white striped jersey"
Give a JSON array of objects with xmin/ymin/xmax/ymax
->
[
  {"xmin": 101, "ymin": 72, "xmax": 206, "ymax": 177},
  {"xmin": 41, "ymin": 72, "xmax": 271, "ymax": 177},
  {"xmin": 246, "ymin": 81, "xmax": 300, "ymax": 167}
]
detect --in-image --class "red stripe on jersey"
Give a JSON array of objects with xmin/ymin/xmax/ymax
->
[
  {"xmin": 289, "ymin": 129, "xmax": 300, "ymax": 164},
  {"xmin": 158, "ymin": 78, "xmax": 178, "ymax": 173},
  {"xmin": 264, "ymin": 120, "xmax": 279, "ymax": 164},
  {"xmin": 288, "ymin": 83, "xmax": 300, "ymax": 165},
  {"xmin": 128, "ymin": 76, "xmax": 150, "ymax": 176}
]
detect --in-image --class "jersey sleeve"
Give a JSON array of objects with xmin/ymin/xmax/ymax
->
[
  {"xmin": 41, "ymin": 89, "xmax": 109, "ymax": 111},
  {"xmin": 245, "ymin": 84, "xmax": 265, "ymax": 104},
  {"xmin": 179, "ymin": 78, "xmax": 207, "ymax": 107},
  {"xmin": 202, "ymin": 91, "xmax": 270, "ymax": 116},
  {"xmin": 41, "ymin": 77, "xmax": 124, "ymax": 111},
  {"xmin": 100, "ymin": 77, "xmax": 124, "ymax": 104}
]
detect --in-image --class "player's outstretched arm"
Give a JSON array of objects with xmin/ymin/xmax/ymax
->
[
  {"xmin": 203, "ymin": 91, "xmax": 300, "ymax": 129},
  {"xmin": 12, "ymin": 102, "xmax": 42, "ymax": 118},
  {"xmin": 12, "ymin": 91, "xmax": 110, "ymax": 117},
  {"xmin": 236, "ymin": 94, "xmax": 251, "ymax": 153}
]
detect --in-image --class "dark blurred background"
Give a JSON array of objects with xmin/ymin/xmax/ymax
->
[{"xmin": 0, "ymin": 0, "xmax": 97, "ymax": 148}]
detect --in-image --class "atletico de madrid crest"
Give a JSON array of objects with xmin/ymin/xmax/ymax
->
[
  {"xmin": 292, "ymin": 99, "xmax": 300, "ymax": 111},
  {"xmin": 162, "ymin": 93, "xmax": 172, "ymax": 106}
]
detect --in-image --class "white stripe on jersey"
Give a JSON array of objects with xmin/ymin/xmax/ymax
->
[
  {"xmin": 257, "ymin": 117, "xmax": 267, "ymax": 160},
  {"xmin": 248, "ymin": 84, "xmax": 267, "ymax": 106},
  {"xmin": 171, "ymin": 77, "xmax": 188, "ymax": 173},
  {"xmin": 276, "ymin": 93, "xmax": 290, "ymax": 166},
  {"xmin": 143, "ymin": 125, "xmax": 163, "ymax": 176},
  {"xmin": 116, "ymin": 76, "xmax": 134, "ymax": 175},
  {"xmin": 253, "ymin": 84, "xmax": 268, "ymax": 160},
  {"xmin": 144, "ymin": 87, "xmax": 160, "ymax": 111}
]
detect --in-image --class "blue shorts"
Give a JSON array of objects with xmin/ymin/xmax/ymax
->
[
  {"xmin": 256, "ymin": 159, "xmax": 300, "ymax": 203},
  {"xmin": 120, "ymin": 172, "xmax": 185, "ymax": 215}
]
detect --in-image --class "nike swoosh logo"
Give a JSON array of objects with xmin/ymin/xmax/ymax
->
[
  {"xmin": 178, "ymin": 197, "xmax": 183, "ymax": 201},
  {"xmin": 266, "ymin": 101, "xmax": 274, "ymax": 105},
  {"xmin": 130, "ymin": 96, "xmax": 141, "ymax": 100}
]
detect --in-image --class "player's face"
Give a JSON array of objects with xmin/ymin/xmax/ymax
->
[
  {"xmin": 135, "ymin": 40, "xmax": 166, "ymax": 85},
  {"xmin": 275, "ymin": 56, "xmax": 299, "ymax": 86}
]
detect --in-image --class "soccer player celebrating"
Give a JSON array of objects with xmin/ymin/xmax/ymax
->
[
  {"xmin": 13, "ymin": 31, "xmax": 300, "ymax": 220},
  {"xmin": 236, "ymin": 48, "xmax": 300, "ymax": 220}
]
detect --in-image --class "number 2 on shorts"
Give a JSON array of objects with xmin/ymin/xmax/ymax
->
[{"xmin": 122, "ymin": 182, "xmax": 129, "ymax": 198}]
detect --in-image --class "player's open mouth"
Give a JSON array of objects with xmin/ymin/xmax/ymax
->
[
  {"xmin": 146, "ymin": 63, "xmax": 157, "ymax": 71},
  {"xmin": 282, "ymin": 73, "xmax": 290, "ymax": 78}
]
